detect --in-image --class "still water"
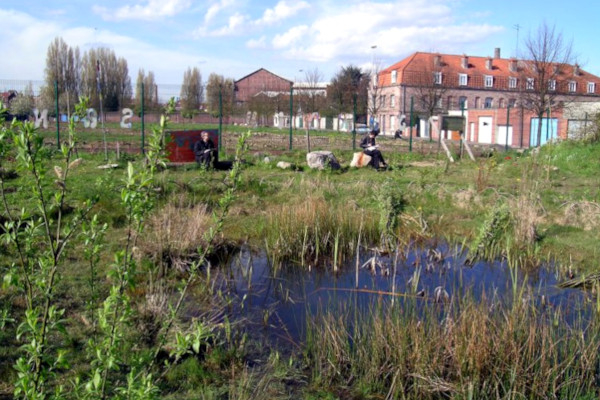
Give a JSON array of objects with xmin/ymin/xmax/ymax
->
[{"xmin": 205, "ymin": 243, "xmax": 590, "ymax": 346}]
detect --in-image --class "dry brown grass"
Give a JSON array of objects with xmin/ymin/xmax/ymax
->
[
  {"xmin": 140, "ymin": 195, "xmax": 214, "ymax": 265},
  {"xmin": 562, "ymin": 201, "xmax": 600, "ymax": 231}
]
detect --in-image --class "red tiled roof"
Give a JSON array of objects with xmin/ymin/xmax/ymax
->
[{"xmin": 379, "ymin": 52, "xmax": 600, "ymax": 94}]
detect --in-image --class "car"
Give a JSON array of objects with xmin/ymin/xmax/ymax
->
[{"xmin": 355, "ymin": 123, "xmax": 369, "ymax": 135}]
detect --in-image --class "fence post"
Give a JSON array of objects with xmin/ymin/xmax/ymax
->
[
  {"xmin": 141, "ymin": 82, "xmax": 145, "ymax": 155},
  {"xmin": 218, "ymin": 85, "xmax": 223, "ymax": 153},
  {"xmin": 505, "ymin": 105, "xmax": 511, "ymax": 152},
  {"xmin": 54, "ymin": 80, "xmax": 60, "ymax": 148},
  {"xmin": 289, "ymin": 83, "xmax": 293, "ymax": 151},
  {"xmin": 409, "ymin": 97, "xmax": 413, "ymax": 153},
  {"xmin": 352, "ymin": 93, "xmax": 357, "ymax": 151}
]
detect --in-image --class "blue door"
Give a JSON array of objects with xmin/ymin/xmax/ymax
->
[{"xmin": 530, "ymin": 118, "xmax": 557, "ymax": 146}]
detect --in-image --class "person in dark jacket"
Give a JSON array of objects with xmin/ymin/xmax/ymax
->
[
  {"xmin": 194, "ymin": 131, "xmax": 216, "ymax": 168},
  {"xmin": 360, "ymin": 130, "xmax": 387, "ymax": 170}
]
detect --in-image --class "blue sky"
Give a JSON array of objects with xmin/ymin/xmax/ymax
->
[{"xmin": 1, "ymin": 0, "xmax": 599, "ymax": 85}]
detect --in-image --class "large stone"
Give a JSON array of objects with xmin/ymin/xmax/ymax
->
[
  {"xmin": 277, "ymin": 161, "xmax": 293, "ymax": 169},
  {"xmin": 306, "ymin": 151, "xmax": 340, "ymax": 170}
]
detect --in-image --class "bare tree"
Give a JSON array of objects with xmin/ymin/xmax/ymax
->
[
  {"xmin": 134, "ymin": 69, "xmax": 158, "ymax": 114},
  {"xmin": 367, "ymin": 60, "xmax": 384, "ymax": 129},
  {"xmin": 206, "ymin": 73, "xmax": 235, "ymax": 121},
  {"xmin": 180, "ymin": 67, "xmax": 203, "ymax": 119},
  {"xmin": 519, "ymin": 22, "xmax": 574, "ymax": 146},
  {"xmin": 40, "ymin": 37, "xmax": 81, "ymax": 116},
  {"xmin": 408, "ymin": 62, "xmax": 449, "ymax": 138},
  {"xmin": 81, "ymin": 47, "xmax": 131, "ymax": 111}
]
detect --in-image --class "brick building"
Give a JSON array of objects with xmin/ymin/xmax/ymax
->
[
  {"xmin": 234, "ymin": 68, "xmax": 292, "ymax": 105},
  {"xmin": 374, "ymin": 50, "xmax": 600, "ymax": 146}
]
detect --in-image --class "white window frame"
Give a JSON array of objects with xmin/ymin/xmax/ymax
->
[
  {"xmin": 459, "ymin": 73, "xmax": 468, "ymax": 86},
  {"xmin": 484, "ymin": 97, "xmax": 493, "ymax": 109},
  {"xmin": 390, "ymin": 94, "xmax": 395, "ymax": 107},
  {"xmin": 588, "ymin": 82, "xmax": 596, "ymax": 94},
  {"xmin": 526, "ymin": 78, "xmax": 534, "ymax": 90},
  {"xmin": 434, "ymin": 71, "xmax": 442, "ymax": 85},
  {"xmin": 484, "ymin": 75, "xmax": 493, "ymax": 88},
  {"xmin": 391, "ymin": 70, "xmax": 397, "ymax": 84},
  {"xmin": 548, "ymin": 79, "xmax": 556, "ymax": 91},
  {"xmin": 508, "ymin": 77, "xmax": 517, "ymax": 89},
  {"xmin": 569, "ymin": 81, "xmax": 577, "ymax": 92}
]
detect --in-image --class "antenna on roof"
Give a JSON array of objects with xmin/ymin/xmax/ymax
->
[{"xmin": 513, "ymin": 24, "xmax": 521, "ymax": 57}]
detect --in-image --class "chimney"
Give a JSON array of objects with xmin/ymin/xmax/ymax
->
[
  {"xmin": 494, "ymin": 48, "xmax": 501, "ymax": 59},
  {"xmin": 461, "ymin": 54, "xmax": 469, "ymax": 69},
  {"xmin": 509, "ymin": 58, "xmax": 518, "ymax": 72},
  {"xmin": 434, "ymin": 54, "xmax": 441, "ymax": 67},
  {"xmin": 552, "ymin": 64, "xmax": 559, "ymax": 74},
  {"xmin": 486, "ymin": 57, "xmax": 493, "ymax": 70},
  {"xmin": 574, "ymin": 63, "xmax": 580, "ymax": 76}
]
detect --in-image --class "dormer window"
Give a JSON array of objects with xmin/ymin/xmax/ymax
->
[
  {"xmin": 459, "ymin": 73, "xmax": 468, "ymax": 86},
  {"xmin": 588, "ymin": 82, "xmax": 596, "ymax": 94},
  {"xmin": 434, "ymin": 71, "xmax": 442, "ymax": 85},
  {"xmin": 391, "ymin": 70, "xmax": 397, "ymax": 84},
  {"xmin": 484, "ymin": 75, "xmax": 493, "ymax": 88},
  {"xmin": 548, "ymin": 80, "xmax": 556, "ymax": 91},
  {"xmin": 508, "ymin": 77, "xmax": 517, "ymax": 89},
  {"xmin": 526, "ymin": 78, "xmax": 534, "ymax": 90},
  {"xmin": 569, "ymin": 81, "xmax": 577, "ymax": 92}
]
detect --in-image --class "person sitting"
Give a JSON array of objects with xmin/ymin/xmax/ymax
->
[
  {"xmin": 360, "ymin": 130, "xmax": 387, "ymax": 170},
  {"xmin": 194, "ymin": 131, "xmax": 216, "ymax": 169}
]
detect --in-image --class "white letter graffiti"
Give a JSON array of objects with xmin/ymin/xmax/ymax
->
[
  {"xmin": 33, "ymin": 108, "xmax": 49, "ymax": 129},
  {"xmin": 82, "ymin": 108, "xmax": 98, "ymax": 128},
  {"xmin": 120, "ymin": 108, "xmax": 133, "ymax": 128}
]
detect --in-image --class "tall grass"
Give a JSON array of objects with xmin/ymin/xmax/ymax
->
[
  {"xmin": 304, "ymin": 292, "xmax": 600, "ymax": 399},
  {"xmin": 263, "ymin": 195, "xmax": 379, "ymax": 267}
]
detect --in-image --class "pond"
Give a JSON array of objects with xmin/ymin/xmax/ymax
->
[{"xmin": 201, "ymin": 242, "xmax": 591, "ymax": 347}]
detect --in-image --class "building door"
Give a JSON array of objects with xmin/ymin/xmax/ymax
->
[
  {"xmin": 530, "ymin": 118, "xmax": 558, "ymax": 146},
  {"xmin": 478, "ymin": 117, "xmax": 493, "ymax": 144}
]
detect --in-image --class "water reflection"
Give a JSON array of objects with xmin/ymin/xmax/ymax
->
[{"xmin": 210, "ymin": 243, "xmax": 590, "ymax": 345}]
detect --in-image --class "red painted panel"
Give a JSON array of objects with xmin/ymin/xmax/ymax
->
[{"xmin": 166, "ymin": 130, "xmax": 219, "ymax": 163}]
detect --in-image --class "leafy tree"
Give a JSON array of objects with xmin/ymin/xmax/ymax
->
[
  {"xmin": 519, "ymin": 22, "xmax": 574, "ymax": 147},
  {"xmin": 134, "ymin": 69, "xmax": 158, "ymax": 115},
  {"xmin": 9, "ymin": 82, "xmax": 35, "ymax": 119},
  {"xmin": 81, "ymin": 48, "xmax": 132, "ymax": 112},
  {"xmin": 179, "ymin": 67, "xmax": 203, "ymax": 119},
  {"xmin": 205, "ymin": 73, "xmax": 235, "ymax": 120},
  {"xmin": 327, "ymin": 65, "xmax": 369, "ymax": 127},
  {"xmin": 39, "ymin": 37, "xmax": 81, "ymax": 116}
]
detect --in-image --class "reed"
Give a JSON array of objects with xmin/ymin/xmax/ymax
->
[{"xmin": 304, "ymin": 290, "xmax": 600, "ymax": 399}]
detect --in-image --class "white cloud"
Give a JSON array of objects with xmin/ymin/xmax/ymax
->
[
  {"xmin": 93, "ymin": 0, "xmax": 192, "ymax": 22},
  {"xmin": 272, "ymin": 25, "xmax": 309, "ymax": 49},
  {"xmin": 256, "ymin": 0, "xmax": 310, "ymax": 26},
  {"xmin": 247, "ymin": 36, "xmax": 267, "ymax": 49},
  {"xmin": 204, "ymin": 0, "xmax": 237, "ymax": 24}
]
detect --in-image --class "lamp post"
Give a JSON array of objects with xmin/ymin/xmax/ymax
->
[{"xmin": 370, "ymin": 45, "xmax": 377, "ymax": 128}]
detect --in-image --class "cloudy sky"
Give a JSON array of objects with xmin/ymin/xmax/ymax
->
[{"xmin": 1, "ymin": 0, "xmax": 599, "ymax": 86}]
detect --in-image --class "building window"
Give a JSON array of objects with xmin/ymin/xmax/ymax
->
[
  {"xmin": 588, "ymin": 82, "xmax": 596, "ymax": 93},
  {"xmin": 508, "ymin": 98, "xmax": 516, "ymax": 107},
  {"xmin": 474, "ymin": 97, "xmax": 480, "ymax": 109},
  {"xmin": 568, "ymin": 81, "xmax": 577, "ymax": 92},
  {"xmin": 391, "ymin": 70, "xmax": 397, "ymax": 84},
  {"xmin": 484, "ymin": 97, "xmax": 493, "ymax": 108},
  {"xmin": 381, "ymin": 95, "xmax": 386, "ymax": 107},
  {"xmin": 459, "ymin": 96, "xmax": 467, "ymax": 109},
  {"xmin": 459, "ymin": 73, "xmax": 468, "ymax": 86},
  {"xmin": 436, "ymin": 97, "xmax": 443, "ymax": 108},
  {"xmin": 509, "ymin": 76, "xmax": 517, "ymax": 89},
  {"xmin": 548, "ymin": 80, "xmax": 556, "ymax": 91},
  {"xmin": 434, "ymin": 71, "xmax": 442, "ymax": 85},
  {"xmin": 447, "ymin": 96, "xmax": 453, "ymax": 109},
  {"xmin": 499, "ymin": 98, "xmax": 506, "ymax": 108},
  {"xmin": 526, "ymin": 78, "xmax": 534, "ymax": 90},
  {"xmin": 484, "ymin": 75, "xmax": 493, "ymax": 88},
  {"xmin": 390, "ymin": 94, "xmax": 395, "ymax": 107}
]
